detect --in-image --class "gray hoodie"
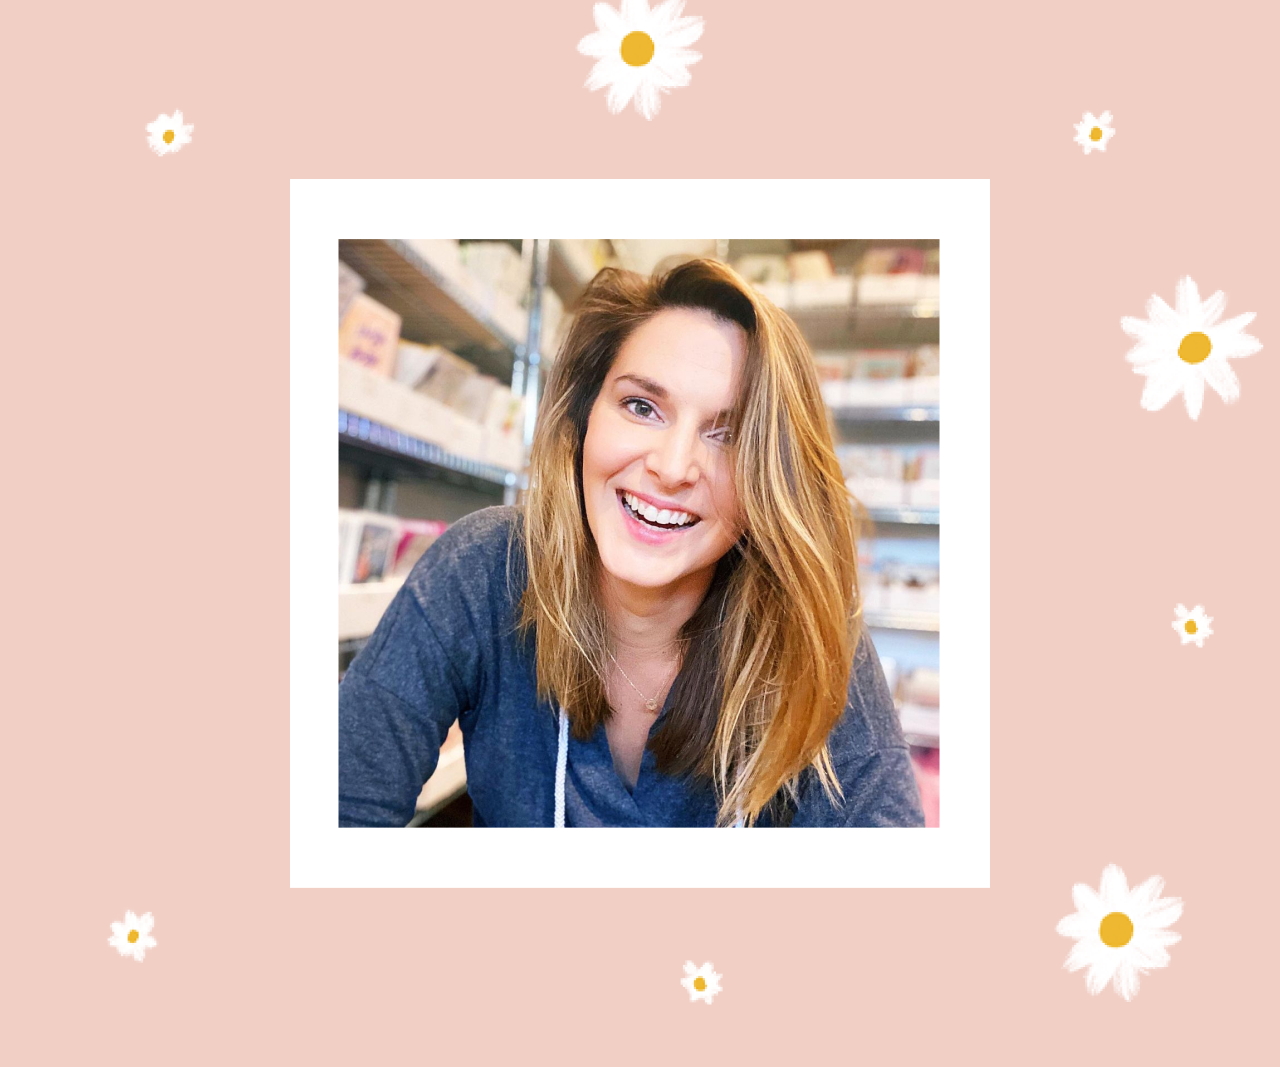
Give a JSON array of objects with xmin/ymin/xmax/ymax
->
[{"xmin": 339, "ymin": 506, "xmax": 925, "ymax": 828}]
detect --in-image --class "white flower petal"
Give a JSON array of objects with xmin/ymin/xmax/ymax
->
[
  {"xmin": 1072, "ymin": 883, "xmax": 1103, "ymax": 917},
  {"xmin": 1175, "ymin": 276, "xmax": 1201, "ymax": 319},
  {"xmin": 606, "ymin": 67, "xmax": 642, "ymax": 113},
  {"xmin": 1142, "ymin": 896, "xmax": 1184, "ymax": 929},
  {"xmin": 1127, "ymin": 875, "xmax": 1165, "ymax": 916},
  {"xmin": 1198, "ymin": 289, "xmax": 1226, "ymax": 327},
  {"xmin": 1086, "ymin": 953, "xmax": 1120, "ymax": 996},
  {"xmin": 621, "ymin": 0, "xmax": 651, "ymax": 26},
  {"xmin": 635, "ymin": 78, "xmax": 662, "ymax": 120},
  {"xmin": 663, "ymin": 46, "xmax": 702, "ymax": 66},
  {"xmin": 1144, "ymin": 928, "xmax": 1182, "ymax": 948},
  {"xmin": 1183, "ymin": 373, "xmax": 1205, "ymax": 419},
  {"xmin": 593, "ymin": 1, "xmax": 625, "ymax": 34},
  {"xmin": 1141, "ymin": 364, "xmax": 1185, "ymax": 412},
  {"xmin": 1201, "ymin": 358, "xmax": 1240, "ymax": 404},
  {"xmin": 662, "ymin": 19, "xmax": 705, "ymax": 49},
  {"xmin": 585, "ymin": 57, "xmax": 621, "ymax": 91},
  {"xmin": 1057, "ymin": 913, "xmax": 1093, "ymax": 939},
  {"xmin": 1064, "ymin": 938, "xmax": 1100, "ymax": 972},
  {"xmin": 1144, "ymin": 292, "xmax": 1184, "ymax": 332},
  {"xmin": 578, "ymin": 31, "xmax": 615, "ymax": 57},
  {"xmin": 1099, "ymin": 865, "xmax": 1129, "ymax": 906},
  {"xmin": 1114, "ymin": 958, "xmax": 1140, "ymax": 1000},
  {"xmin": 138, "ymin": 913, "xmax": 155, "ymax": 934}
]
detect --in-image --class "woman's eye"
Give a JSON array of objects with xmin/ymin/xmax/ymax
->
[{"xmin": 624, "ymin": 398, "xmax": 656, "ymax": 419}]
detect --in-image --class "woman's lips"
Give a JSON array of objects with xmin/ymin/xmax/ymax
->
[{"xmin": 616, "ymin": 489, "xmax": 699, "ymax": 546}]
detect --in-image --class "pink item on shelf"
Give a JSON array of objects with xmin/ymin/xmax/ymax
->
[{"xmin": 910, "ymin": 746, "xmax": 940, "ymax": 827}]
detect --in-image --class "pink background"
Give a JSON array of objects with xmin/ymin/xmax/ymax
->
[{"xmin": 13, "ymin": 0, "xmax": 1277, "ymax": 1061}]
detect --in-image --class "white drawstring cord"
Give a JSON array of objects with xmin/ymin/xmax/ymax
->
[{"xmin": 555, "ymin": 703, "xmax": 568, "ymax": 828}]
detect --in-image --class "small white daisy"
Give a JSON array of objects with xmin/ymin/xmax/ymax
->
[
  {"xmin": 681, "ymin": 960, "xmax": 722, "ymax": 1004},
  {"xmin": 1121, "ymin": 276, "xmax": 1262, "ymax": 420},
  {"xmin": 1073, "ymin": 111, "xmax": 1115, "ymax": 154},
  {"xmin": 1057, "ymin": 865, "xmax": 1182, "ymax": 1000},
  {"xmin": 146, "ymin": 110, "xmax": 194, "ymax": 156},
  {"xmin": 1172, "ymin": 604, "xmax": 1213, "ymax": 647},
  {"xmin": 578, "ymin": 0, "xmax": 704, "ymax": 120},
  {"xmin": 108, "ymin": 910, "xmax": 157, "ymax": 962}
]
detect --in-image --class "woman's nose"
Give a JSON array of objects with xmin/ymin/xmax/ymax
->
[{"xmin": 646, "ymin": 427, "xmax": 705, "ymax": 485}]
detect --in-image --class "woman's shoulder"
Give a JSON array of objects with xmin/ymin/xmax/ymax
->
[
  {"xmin": 404, "ymin": 505, "xmax": 527, "ymax": 606},
  {"xmin": 827, "ymin": 630, "xmax": 911, "ymax": 767}
]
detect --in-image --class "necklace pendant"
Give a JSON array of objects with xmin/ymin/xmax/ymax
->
[{"xmin": 646, "ymin": 698, "xmax": 658, "ymax": 712}]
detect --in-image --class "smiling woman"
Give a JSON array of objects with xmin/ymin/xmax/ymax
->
[{"xmin": 338, "ymin": 257, "xmax": 924, "ymax": 829}]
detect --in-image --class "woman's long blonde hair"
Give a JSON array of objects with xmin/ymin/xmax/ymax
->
[{"xmin": 513, "ymin": 256, "xmax": 863, "ymax": 826}]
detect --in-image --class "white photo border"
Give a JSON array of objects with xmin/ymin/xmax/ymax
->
[{"xmin": 291, "ymin": 178, "xmax": 990, "ymax": 888}]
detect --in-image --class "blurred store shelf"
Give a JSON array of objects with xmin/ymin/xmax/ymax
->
[
  {"xmin": 832, "ymin": 404, "xmax": 939, "ymax": 424},
  {"xmin": 899, "ymin": 703, "xmax": 939, "ymax": 748},
  {"xmin": 864, "ymin": 610, "xmax": 941, "ymax": 633},
  {"xmin": 339, "ymin": 239, "xmax": 524, "ymax": 379},
  {"xmin": 340, "ymin": 410, "xmax": 523, "ymax": 492},
  {"xmin": 865, "ymin": 506, "xmax": 939, "ymax": 526}
]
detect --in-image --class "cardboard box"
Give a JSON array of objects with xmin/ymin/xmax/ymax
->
[
  {"xmin": 339, "ymin": 294, "xmax": 402, "ymax": 376},
  {"xmin": 393, "ymin": 341, "xmax": 446, "ymax": 389},
  {"xmin": 413, "ymin": 347, "xmax": 478, "ymax": 408},
  {"xmin": 787, "ymin": 250, "xmax": 835, "ymax": 280},
  {"xmin": 451, "ymin": 372, "xmax": 500, "ymax": 424}
]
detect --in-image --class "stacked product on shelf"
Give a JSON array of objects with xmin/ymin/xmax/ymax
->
[
  {"xmin": 818, "ymin": 345, "xmax": 940, "ymax": 407},
  {"xmin": 338, "ymin": 268, "xmax": 528, "ymax": 474},
  {"xmin": 836, "ymin": 444, "xmax": 940, "ymax": 509},
  {"xmin": 339, "ymin": 511, "xmax": 449, "ymax": 586}
]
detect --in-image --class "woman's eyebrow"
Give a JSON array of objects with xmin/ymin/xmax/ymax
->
[{"xmin": 613, "ymin": 373, "xmax": 733, "ymax": 421}]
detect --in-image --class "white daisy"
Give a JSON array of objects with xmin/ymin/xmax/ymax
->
[
  {"xmin": 1121, "ymin": 276, "xmax": 1262, "ymax": 420},
  {"xmin": 1073, "ymin": 111, "xmax": 1115, "ymax": 154},
  {"xmin": 578, "ymin": 0, "xmax": 704, "ymax": 120},
  {"xmin": 108, "ymin": 910, "xmax": 157, "ymax": 962},
  {"xmin": 146, "ymin": 110, "xmax": 194, "ymax": 156},
  {"xmin": 681, "ymin": 960, "xmax": 722, "ymax": 1004},
  {"xmin": 1172, "ymin": 604, "xmax": 1213, "ymax": 647},
  {"xmin": 1057, "ymin": 865, "xmax": 1182, "ymax": 1000}
]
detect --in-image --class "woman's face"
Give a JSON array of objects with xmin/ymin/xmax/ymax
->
[{"xmin": 582, "ymin": 306, "xmax": 746, "ymax": 595}]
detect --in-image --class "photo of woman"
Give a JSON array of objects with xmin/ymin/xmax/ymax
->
[{"xmin": 338, "ymin": 245, "xmax": 935, "ymax": 828}]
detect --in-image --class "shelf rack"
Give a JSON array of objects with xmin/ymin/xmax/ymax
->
[
  {"xmin": 338, "ymin": 239, "xmax": 524, "ymax": 381},
  {"xmin": 864, "ymin": 610, "xmax": 940, "ymax": 633}
]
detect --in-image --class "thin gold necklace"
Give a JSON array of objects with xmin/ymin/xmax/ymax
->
[{"xmin": 608, "ymin": 646, "xmax": 677, "ymax": 713}]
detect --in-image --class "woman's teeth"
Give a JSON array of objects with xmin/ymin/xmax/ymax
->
[{"xmin": 621, "ymin": 491, "xmax": 698, "ymax": 529}]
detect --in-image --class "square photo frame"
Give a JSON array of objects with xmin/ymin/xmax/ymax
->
[{"xmin": 291, "ymin": 178, "xmax": 989, "ymax": 887}]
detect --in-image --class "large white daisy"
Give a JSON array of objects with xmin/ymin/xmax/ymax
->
[
  {"xmin": 1172, "ymin": 604, "xmax": 1213, "ymax": 647},
  {"xmin": 1073, "ymin": 111, "xmax": 1115, "ymax": 154},
  {"xmin": 1057, "ymin": 865, "xmax": 1182, "ymax": 1000},
  {"xmin": 578, "ymin": 0, "xmax": 704, "ymax": 120},
  {"xmin": 108, "ymin": 910, "xmax": 157, "ymax": 962},
  {"xmin": 681, "ymin": 960, "xmax": 722, "ymax": 1004},
  {"xmin": 1121, "ymin": 276, "xmax": 1262, "ymax": 420},
  {"xmin": 146, "ymin": 110, "xmax": 194, "ymax": 156}
]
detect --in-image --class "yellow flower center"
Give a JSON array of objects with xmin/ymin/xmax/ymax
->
[
  {"xmin": 1090, "ymin": 127, "xmax": 1102, "ymax": 141},
  {"xmin": 693, "ymin": 976, "xmax": 706, "ymax": 991},
  {"xmin": 1185, "ymin": 620, "xmax": 1197, "ymax": 634},
  {"xmin": 621, "ymin": 30, "xmax": 655, "ymax": 66},
  {"xmin": 1178, "ymin": 331, "xmax": 1212, "ymax": 364},
  {"xmin": 128, "ymin": 929, "xmax": 140, "ymax": 943},
  {"xmin": 163, "ymin": 130, "xmax": 175, "ymax": 144},
  {"xmin": 1099, "ymin": 911, "xmax": 1133, "ymax": 948}
]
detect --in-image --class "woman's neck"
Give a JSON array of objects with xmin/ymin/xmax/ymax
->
[{"xmin": 601, "ymin": 567, "xmax": 711, "ymax": 659}]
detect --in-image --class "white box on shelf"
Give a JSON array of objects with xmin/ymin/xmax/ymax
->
[
  {"xmin": 906, "ymin": 376, "xmax": 941, "ymax": 405},
  {"xmin": 405, "ymin": 239, "xmax": 464, "ymax": 282},
  {"xmin": 790, "ymin": 276, "xmax": 854, "ymax": 308},
  {"xmin": 907, "ymin": 478, "xmax": 941, "ymax": 508},
  {"xmin": 847, "ymin": 477, "xmax": 907, "ymax": 508},
  {"xmin": 843, "ymin": 378, "xmax": 912, "ymax": 407},
  {"xmin": 857, "ymin": 273, "xmax": 923, "ymax": 305}
]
